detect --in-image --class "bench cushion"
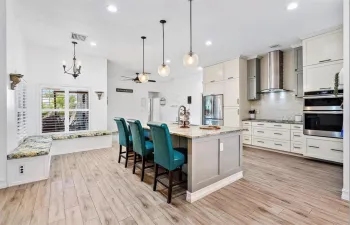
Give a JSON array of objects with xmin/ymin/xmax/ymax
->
[
  {"xmin": 52, "ymin": 130, "xmax": 111, "ymax": 140},
  {"xmin": 7, "ymin": 136, "xmax": 52, "ymax": 160}
]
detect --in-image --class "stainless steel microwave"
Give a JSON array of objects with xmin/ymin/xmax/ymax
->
[{"xmin": 303, "ymin": 111, "xmax": 343, "ymax": 138}]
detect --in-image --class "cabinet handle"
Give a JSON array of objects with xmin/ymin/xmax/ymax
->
[
  {"xmin": 294, "ymin": 135, "xmax": 301, "ymax": 137},
  {"xmin": 308, "ymin": 146, "xmax": 319, "ymax": 149},
  {"xmin": 274, "ymin": 125, "xmax": 282, "ymax": 127},
  {"xmin": 257, "ymin": 131, "xmax": 264, "ymax": 133},
  {"xmin": 294, "ymin": 146, "xmax": 301, "ymax": 149},
  {"xmin": 274, "ymin": 143, "xmax": 282, "ymax": 146},
  {"xmin": 257, "ymin": 141, "xmax": 264, "ymax": 143},
  {"xmin": 237, "ymin": 109, "xmax": 239, "ymax": 115},
  {"xmin": 274, "ymin": 133, "xmax": 282, "ymax": 135},
  {"xmin": 257, "ymin": 124, "xmax": 264, "ymax": 126},
  {"xmin": 319, "ymin": 87, "xmax": 332, "ymax": 90},
  {"xmin": 245, "ymin": 138, "xmax": 249, "ymax": 141},
  {"xmin": 237, "ymin": 99, "xmax": 239, "ymax": 105},
  {"xmin": 210, "ymin": 80, "xmax": 215, "ymax": 83},
  {"xmin": 331, "ymin": 148, "xmax": 342, "ymax": 152},
  {"xmin": 294, "ymin": 126, "xmax": 301, "ymax": 129},
  {"xmin": 228, "ymin": 77, "xmax": 234, "ymax": 79},
  {"xmin": 319, "ymin": 59, "xmax": 331, "ymax": 63}
]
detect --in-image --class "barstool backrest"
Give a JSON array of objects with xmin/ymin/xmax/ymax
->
[
  {"xmin": 114, "ymin": 117, "xmax": 130, "ymax": 147},
  {"xmin": 127, "ymin": 119, "xmax": 146, "ymax": 156},
  {"xmin": 147, "ymin": 122, "xmax": 174, "ymax": 170}
]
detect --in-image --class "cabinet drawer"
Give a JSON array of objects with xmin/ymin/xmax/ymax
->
[
  {"xmin": 243, "ymin": 135, "xmax": 252, "ymax": 145},
  {"xmin": 252, "ymin": 137, "xmax": 270, "ymax": 148},
  {"xmin": 305, "ymin": 138, "xmax": 343, "ymax": 163},
  {"xmin": 291, "ymin": 124, "xmax": 303, "ymax": 130},
  {"xmin": 242, "ymin": 121, "xmax": 252, "ymax": 126},
  {"xmin": 291, "ymin": 142, "xmax": 305, "ymax": 154},
  {"xmin": 265, "ymin": 123, "xmax": 291, "ymax": 129},
  {"xmin": 269, "ymin": 140, "xmax": 291, "ymax": 152},
  {"xmin": 253, "ymin": 128, "xmax": 290, "ymax": 141},
  {"xmin": 243, "ymin": 125, "xmax": 252, "ymax": 135},
  {"xmin": 291, "ymin": 130, "xmax": 304, "ymax": 142},
  {"xmin": 252, "ymin": 122, "xmax": 268, "ymax": 127}
]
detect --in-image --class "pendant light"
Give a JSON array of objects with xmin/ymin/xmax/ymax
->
[
  {"xmin": 158, "ymin": 20, "xmax": 170, "ymax": 77},
  {"xmin": 138, "ymin": 36, "xmax": 149, "ymax": 83},
  {"xmin": 62, "ymin": 41, "xmax": 82, "ymax": 79},
  {"xmin": 183, "ymin": 0, "xmax": 199, "ymax": 68}
]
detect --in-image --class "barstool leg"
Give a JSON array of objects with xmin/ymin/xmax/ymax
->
[
  {"xmin": 132, "ymin": 153, "xmax": 137, "ymax": 174},
  {"xmin": 179, "ymin": 165, "xmax": 183, "ymax": 181},
  {"xmin": 153, "ymin": 164, "xmax": 158, "ymax": 191},
  {"xmin": 125, "ymin": 147, "xmax": 129, "ymax": 168},
  {"xmin": 118, "ymin": 145, "xmax": 122, "ymax": 163},
  {"xmin": 141, "ymin": 156, "xmax": 146, "ymax": 181},
  {"xmin": 167, "ymin": 170, "xmax": 173, "ymax": 204}
]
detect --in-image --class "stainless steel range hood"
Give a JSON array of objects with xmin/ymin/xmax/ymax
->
[{"xmin": 260, "ymin": 50, "xmax": 289, "ymax": 93}]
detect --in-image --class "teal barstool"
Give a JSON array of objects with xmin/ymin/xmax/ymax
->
[
  {"xmin": 114, "ymin": 117, "xmax": 133, "ymax": 168},
  {"xmin": 127, "ymin": 119, "xmax": 154, "ymax": 181},
  {"xmin": 147, "ymin": 122, "xmax": 187, "ymax": 204}
]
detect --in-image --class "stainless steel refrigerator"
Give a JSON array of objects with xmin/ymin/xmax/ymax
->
[{"xmin": 202, "ymin": 94, "xmax": 224, "ymax": 126}]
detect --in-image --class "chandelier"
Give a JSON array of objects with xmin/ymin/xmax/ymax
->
[{"xmin": 62, "ymin": 41, "xmax": 82, "ymax": 79}]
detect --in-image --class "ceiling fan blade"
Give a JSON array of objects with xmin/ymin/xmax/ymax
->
[
  {"xmin": 121, "ymin": 76, "xmax": 134, "ymax": 78},
  {"xmin": 148, "ymin": 80, "xmax": 156, "ymax": 82},
  {"xmin": 121, "ymin": 78, "xmax": 134, "ymax": 81}
]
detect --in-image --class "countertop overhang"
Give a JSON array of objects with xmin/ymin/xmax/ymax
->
[
  {"xmin": 143, "ymin": 123, "xmax": 245, "ymax": 139},
  {"xmin": 242, "ymin": 119, "xmax": 303, "ymax": 125}
]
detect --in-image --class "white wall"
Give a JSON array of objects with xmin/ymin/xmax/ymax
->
[
  {"xmin": 25, "ymin": 44, "xmax": 108, "ymax": 135},
  {"xmin": 250, "ymin": 49, "xmax": 303, "ymax": 120},
  {"xmin": 6, "ymin": 0, "xmax": 27, "ymax": 154},
  {"xmin": 342, "ymin": 0, "xmax": 349, "ymax": 201},
  {"xmin": 107, "ymin": 61, "xmax": 203, "ymax": 131},
  {"xmin": 0, "ymin": 0, "xmax": 8, "ymax": 188}
]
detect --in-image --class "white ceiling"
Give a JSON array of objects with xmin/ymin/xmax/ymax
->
[{"xmin": 14, "ymin": 0, "xmax": 343, "ymax": 78}]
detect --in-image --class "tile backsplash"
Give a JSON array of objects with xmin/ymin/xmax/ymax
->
[{"xmin": 250, "ymin": 92, "xmax": 303, "ymax": 121}]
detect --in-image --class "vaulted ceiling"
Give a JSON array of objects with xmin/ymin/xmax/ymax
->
[{"xmin": 13, "ymin": 0, "xmax": 343, "ymax": 77}]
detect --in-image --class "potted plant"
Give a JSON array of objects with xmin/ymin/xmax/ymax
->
[{"xmin": 249, "ymin": 110, "xmax": 256, "ymax": 119}]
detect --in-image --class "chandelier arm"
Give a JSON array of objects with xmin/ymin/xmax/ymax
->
[{"xmin": 190, "ymin": 0, "xmax": 192, "ymax": 53}]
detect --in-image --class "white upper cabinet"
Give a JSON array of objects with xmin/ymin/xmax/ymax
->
[
  {"xmin": 303, "ymin": 60, "xmax": 343, "ymax": 92},
  {"xmin": 203, "ymin": 64, "xmax": 224, "ymax": 83},
  {"xmin": 223, "ymin": 60, "xmax": 239, "ymax": 80},
  {"xmin": 303, "ymin": 29, "xmax": 343, "ymax": 67},
  {"xmin": 224, "ymin": 78, "xmax": 239, "ymax": 107},
  {"xmin": 203, "ymin": 81, "xmax": 224, "ymax": 96}
]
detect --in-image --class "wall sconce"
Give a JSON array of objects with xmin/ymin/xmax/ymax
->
[
  {"xmin": 95, "ymin": 91, "xmax": 104, "ymax": 100},
  {"xmin": 9, "ymin": 74, "xmax": 24, "ymax": 90}
]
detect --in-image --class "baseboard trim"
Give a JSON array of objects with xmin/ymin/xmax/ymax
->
[
  {"xmin": 342, "ymin": 188, "xmax": 349, "ymax": 201},
  {"xmin": 0, "ymin": 180, "xmax": 7, "ymax": 189},
  {"xmin": 186, "ymin": 171, "xmax": 243, "ymax": 203}
]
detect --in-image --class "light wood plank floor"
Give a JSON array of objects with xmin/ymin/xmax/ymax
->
[{"xmin": 0, "ymin": 145, "xmax": 348, "ymax": 225}]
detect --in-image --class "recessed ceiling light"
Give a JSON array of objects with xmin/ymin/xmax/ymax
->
[
  {"xmin": 90, "ymin": 42, "xmax": 97, "ymax": 46},
  {"xmin": 287, "ymin": 2, "xmax": 298, "ymax": 10},
  {"xmin": 205, "ymin": 40, "xmax": 212, "ymax": 46},
  {"xmin": 198, "ymin": 67, "xmax": 203, "ymax": 71},
  {"xmin": 166, "ymin": 59, "xmax": 171, "ymax": 63},
  {"xmin": 107, "ymin": 5, "xmax": 117, "ymax": 13}
]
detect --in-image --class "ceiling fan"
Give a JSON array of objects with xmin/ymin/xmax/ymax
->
[{"xmin": 121, "ymin": 73, "xmax": 156, "ymax": 83}]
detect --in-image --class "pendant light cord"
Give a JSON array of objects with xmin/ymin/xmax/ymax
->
[
  {"xmin": 162, "ymin": 22, "xmax": 165, "ymax": 65},
  {"xmin": 142, "ymin": 38, "xmax": 145, "ymax": 74},
  {"xmin": 190, "ymin": 0, "xmax": 192, "ymax": 53}
]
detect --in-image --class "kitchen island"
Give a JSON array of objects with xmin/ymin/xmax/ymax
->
[{"xmin": 143, "ymin": 123, "xmax": 245, "ymax": 203}]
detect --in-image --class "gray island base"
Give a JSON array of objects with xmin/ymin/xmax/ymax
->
[{"xmin": 143, "ymin": 123, "xmax": 244, "ymax": 203}]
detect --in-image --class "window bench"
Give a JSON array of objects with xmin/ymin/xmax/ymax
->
[{"xmin": 7, "ymin": 130, "xmax": 112, "ymax": 187}]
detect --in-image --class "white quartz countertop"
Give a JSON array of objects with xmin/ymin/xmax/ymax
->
[{"xmin": 142, "ymin": 123, "xmax": 245, "ymax": 139}]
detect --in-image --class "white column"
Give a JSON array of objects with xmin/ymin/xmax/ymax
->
[
  {"xmin": 0, "ymin": 0, "xmax": 8, "ymax": 188},
  {"xmin": 342, "ymin": 0, "xmax": 349, "ymax": 201}
]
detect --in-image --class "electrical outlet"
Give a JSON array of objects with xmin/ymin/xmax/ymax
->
[
  {"xmin": 19, "ymin": 165, "xmax": 24, "ymax": 174},
  {"xmin": 256, "ymin": 109, "xmax": 260, "ymax": 114},
  {"xmin": 220, "ymin": 143, "xmax": 224, "ymax": 152}
]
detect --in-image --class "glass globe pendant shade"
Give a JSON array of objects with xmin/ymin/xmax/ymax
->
[
  {"xmin": 158, "ymin": 64, "xmax": 171, "ymax": 77},
  {"xmin": 183, "ymin": 52, "xmax": 199, "ymax": 68},
  {"xmin": 138, "ymin": 73, "xmax": 149, "ymax": 83}
]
